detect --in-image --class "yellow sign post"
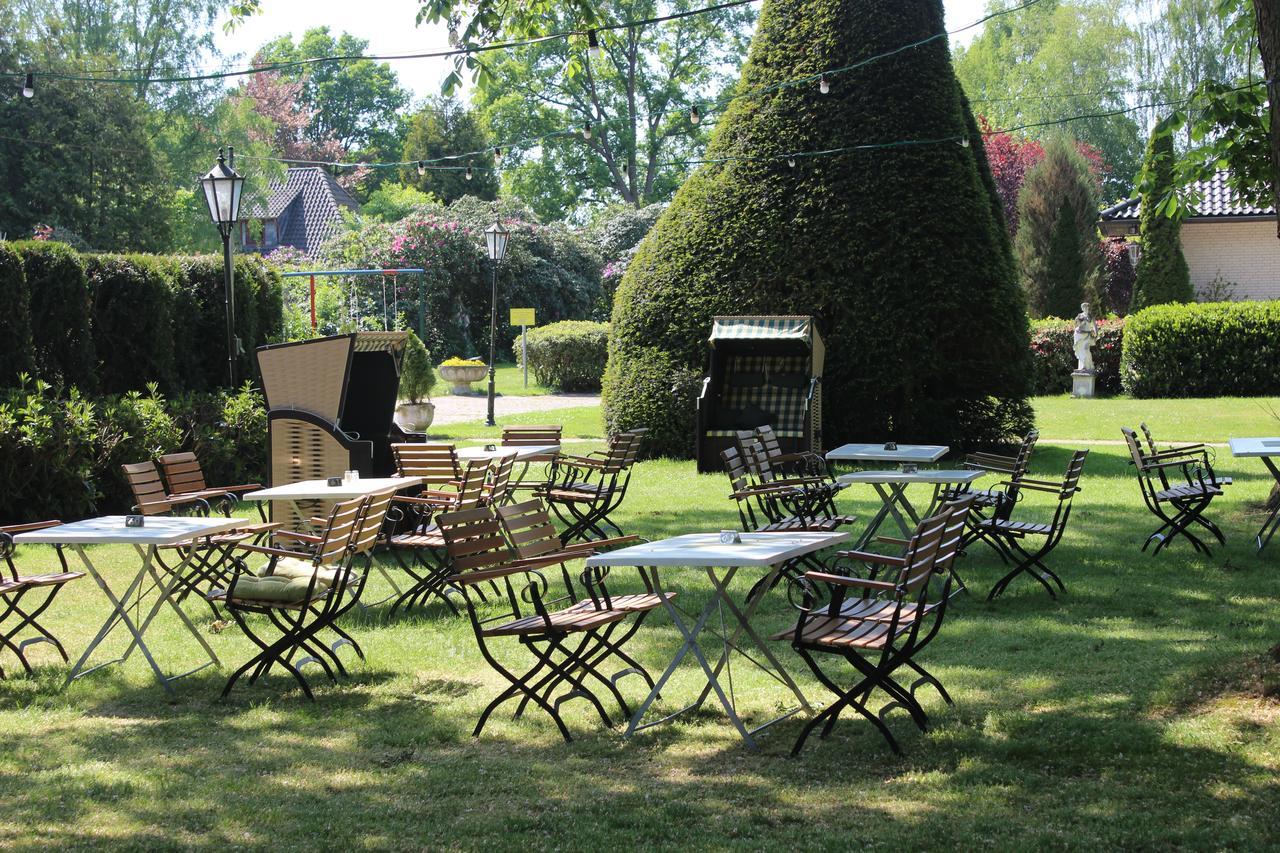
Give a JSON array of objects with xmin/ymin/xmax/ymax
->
[{"xmin": 509, "ymin": 308, "xmax": 536, "ymax": 387}]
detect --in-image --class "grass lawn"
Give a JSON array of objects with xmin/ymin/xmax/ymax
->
[{"xmin": 2, "ymin": 396, "xmax": 1280, "ymax": 848}]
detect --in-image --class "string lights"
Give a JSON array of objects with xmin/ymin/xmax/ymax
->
[
  {"xmin": 587, "ymin": 29, "xmax": 603, "ymax": 59},
  {"xmin": 690, "ymin": 104, "xmax": 701, "ymax": 125},
  {"xmin": 22, "ymin": 72, "xmax": 33, "ymax": 98},
  {"xmin": 818, "ymin": 74, "xmax": 829, "ymax": 95}
]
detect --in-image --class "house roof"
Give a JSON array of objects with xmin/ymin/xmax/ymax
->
[
  {"xmin": 1101, "ymin": 171, "xmax": 1275, "ymax": 223},
  {"xmin": 241, "ymin": 166, "xmax": 359, "ymax": 252}
]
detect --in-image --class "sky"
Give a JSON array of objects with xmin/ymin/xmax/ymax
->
[{"xmin": 213, "ymin": 0, "xmax": 991, "ymax": 103}]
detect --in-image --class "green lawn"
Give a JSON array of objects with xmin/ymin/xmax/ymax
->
[
  {"xmin": 2, "ymin": 397, "xmax": 1280, "ymax": 847},
  {"xmin": 428, "ymin": 405, "xmax": 603, "ymax": 441}
]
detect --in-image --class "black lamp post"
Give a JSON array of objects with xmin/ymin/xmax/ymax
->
[
  {"xmin": 483, "ymin": 221, "xmax": 510, "ymax": 427},
  {"xmin": 198, "ymin": 148, "xmax": 246, "ymax": 387}
]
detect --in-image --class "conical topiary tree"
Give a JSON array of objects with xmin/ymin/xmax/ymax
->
[
  {"xmin": 1130, "ymin": 128, "xmax": 1192, "ymax": 310},
  {"xmin": 603, "ymin": 0, "xmax": 1032, "ymax": 457},
  {"xmin": 1013, "ymin": 136, "xmax": 1102, "ymax": 319}
]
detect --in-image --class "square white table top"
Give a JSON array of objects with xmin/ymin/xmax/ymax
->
[
  {"xmin": 14, "ymin": 515, "xmax": 241, "ymax": 545},
  {"xmin": 837, "ymin": 469, "xmax": 986, "ymax": 486},
  {"xmin": 1229, "ymin": 437, "xmax": 1280, "ymax": 458},
  {"xmin": 244, "ymin": 476, "xmax": 422, "ymax": 501},
  {"xmin": 586, "ymin": 531, "xmax": 848, "ymax": 568},
  {"xmin": 456, "ymin": 444, "xmax": 559, "ymax": 462},
  {"xmin": 826, "ymin": 443, "xmax": 949, "ymax": 464}
]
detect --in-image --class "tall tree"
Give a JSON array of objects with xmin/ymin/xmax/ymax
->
[
  {"xmin": 1131, "ymin": 128, "xmax": 1192, "ymax": 309},
  {"xmin": 1013, "ymin": 136, "xmax": 1103, "ymax": 317},
  {"xmin": 254, "ymin": 28, "xmax": 410, "ymax": 156},
  {"xmin": 954, "ymin": 0, "xmax": 1142, "ymax": 198},
  {"xmin": 604, "ymin": 0, "xmax": 1032, "ymax": 457},
  {"xmin": 402, "ymin": 97, "xmax": 499, "ymax": 203},
  {"xmin": 473, "ymin": 0, "xmax": 754, "ymax": 219}
]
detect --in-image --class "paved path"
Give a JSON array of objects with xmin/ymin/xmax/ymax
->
[{"xmin": 430, "ymin": 392, "xmax": 600, "ymax": 425}]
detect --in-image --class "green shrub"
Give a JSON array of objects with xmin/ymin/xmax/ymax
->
[
  {"xmin": 399, "ymin": 331, "xmax": 436, "ymax": 402},
  {"xmin": 95, "ymin": 385, "xmax": 184, "ymax": 511},
  {"xmin": 1121, "ymin": 300, "xmax": 1280, "ymax": 397},
  {"xmin": 1130, "ymin": 128, "xmax": 1192, "ymax": 310},
  {"xmin": 170, "ymin": 255, "xmax": 266, "ymax": 392},
  {"xmin": 12, "ymin": 241, "xmax": 96, "ymax": 391},
  {"xmin": 86, "ymin": 254, "xmax": 178, "ymax": 395},
  {"xmin": 516, "ymin": 320, "xmax": 609, "ymax": 392},
  {"xmin": 174, "ymin": 385, "xmax": 268, "ymax": 491},
  {"xmin": 0, "ymin": 243, "xmax": 35, "ymax": 387},
  {"xmin": 604, "ymin": 0, "xmax": 1031, "ymax": 457},
  {"xmin": 0, "ymin": 379, "xmax": 98, "ymax": 521},
  {"xmin": 1029, "ymin": 317, "xmax": 1124, "ymax": 395}
]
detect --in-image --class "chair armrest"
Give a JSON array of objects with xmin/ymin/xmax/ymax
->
[
  {"xmin": 0, "ymin": 520, "xmax": 63, "ymax": 534},
  {"xmin": 873, "ymin": 536, "xmax": 911, "ymax": 547},
  {"xmin": 1144, "ymin": 447, "xmax": 1206, "ymax": 462},
  {"xmin": 394, "ymin": 495, "xmax": 446, "ymax": 507},
  {"xmin": 805, "ymin": 571, "xmax": 897, "ymax": 592},
  {"xmin": 552, "ymin": 535, "xmax": 641, "ymax": 554},
  {"xmin": 998, "ymin": 480, "xmax": 1061, "ymax": 494},
  {"xmin": 236, "ymin": 543, "xmax": 311, "ymax": 560},
  {"xmin": 730, "ymin": 484, "xmax": 806, "ymax": 499},
  {"xmin": 275, "ymin": 529, "xmax": 322, "ymax": 544},
  {"xmin": 832, "ymin": 549, "xmax": 906, "ymax": 567}
]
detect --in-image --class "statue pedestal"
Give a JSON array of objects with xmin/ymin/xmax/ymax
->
[{"xmin": 1072, "ymin": 370, "xmax": 1096, "ymax": 398}]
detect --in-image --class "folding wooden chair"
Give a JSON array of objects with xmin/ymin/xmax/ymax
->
[
  {"xmin": 754, "ymin": 424, "xmax": 833, "ymax": 481},
  {"xmin": 482, "ymin": 451, "xmax": 518, "ymax": 507},
  {"xmin": 0, "ymin": 521, "xmax": 84, "ymax": 677},
  {"xmin": 211, "ymin": 491, "xmax": 391, "ymax": 699},
  {"xmin": 735, "ymin": 433, "xmax": 845, "ymax": 523},
  {"xmin": 385, "ymin": 461, "xmax": 492, "ymax": 615},
  {"xmin": 1122, "ymin": 428, "xmax": 1226, "ymax": 555},
  {"xmin": 1138, "ymin": 422, "xmax": 1233, "ymax": 489},
  {"xmin": 157, "ymin": 451, "xmax": 266, "ymax": 520},
  {"xmin": 776, "ymin": 503, "xmax": 963, "ymax": 755},
  {"xmin": 974, "ymin": 451, "xmax": 1088, "ymax": 600},
  {"xmin": 541, "ymin": 431, "xmax": 644, "ymax": 543},
  {"xmin": 944, "ymin": 429, "xmax": 1039, "ymax": 554},
  {"xmin": 722, "ymin": 446, "xmax": 851, "ymax": 534},
  {"xmin": 502, "ymin": 425, "xmax": 562, "ymax": 494},
  {"xmin": 391, "ymin": 442, "xmax": 464, "ymax": 490},
  {"xmin": 439, "ymin": 506, "xmax": 647, "ymax": 742}
]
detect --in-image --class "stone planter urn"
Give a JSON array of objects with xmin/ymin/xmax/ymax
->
[
  {"xmin": 439, "ymin": 362, "xmax": 488, "ymax": 395},
  {"xmin": 395, "ymin": 400, "xmax": 436, "ymax": 432}
]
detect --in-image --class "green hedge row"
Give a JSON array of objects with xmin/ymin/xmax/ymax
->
[
  {"xmin": 0, "ymin": 378, "xmax": 266, "ymax": 522},
  {"xmin": 1029, "ymin": 317, "xmax": 1124, "ymax": 395},
  {"xmin": 1122, "ymin": 300, "xmax": 1280, "ymax": 397},
  {"xmin": 514, "ymin": 320, "xmax": 610, "ymax": 392},
  {"xmin": 0, "ymin": 242, "xmax": 283, "ymax": 394}
]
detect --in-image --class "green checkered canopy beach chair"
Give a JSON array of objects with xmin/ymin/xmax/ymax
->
[{"xmin": 696, "ymin": 316, "xmax": 824, "ymax": 473}]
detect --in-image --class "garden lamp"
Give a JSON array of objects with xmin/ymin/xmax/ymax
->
[
  {"xmin": 484, "ymin": 221, "xmax": 510, "ymax": 426},
  {"xmin": 199, "ymin": 148, "xmax": 246, "ymax": 387}
]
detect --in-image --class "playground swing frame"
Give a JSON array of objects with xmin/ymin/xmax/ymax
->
[{"xmin": 281, "ymin": 268, "xmax": 428, "ymax": 340}]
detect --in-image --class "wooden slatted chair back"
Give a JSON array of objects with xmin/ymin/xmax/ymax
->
[
  {"xmin": 392, "ymin": 443, "xmax": 463, "ymax": 487},
  {"xmin": 1014, "ymin": 429, "xmax": 1041, "ymax": 476},
  {"xmin": 501, "ymin": 425, "xmax": 562, "ymax": 464},
  {"xmin": 721, "ymin": 446, "xmax": 752, "ymax": 493},
  {"xmin": 438, "ymin": 506, "xmax": 513, "ymax": 575},
  {"xmin": 314, "ymin": 496, "xmax": 370, "ymax": 565},
  {"xmin": 755, "ymin": 425, "xmax": 786, "ymax": 461},
  {"xmin": 351, "ymin": 489, "xmax": 396, "ymax": 556},
  {"xmin": 1120, "ymin": 427, "xmax": 1148, "ymax": 470},
  {"xmin": 456, "ymin": 461, "xmax": 493, "ymax": 510},
  {"xmin": 1138, "ymin": 422, "xmax": 1159, "ymax": 456},
  {"xmin": 933, "ymin": 496, "xmax": 975, "ymax": 578},
  {"xmin": 484, "ymin": 452, "xmax": 517, "ymax": 506},
  {"xmin": 121, "ymin": 461, "xmax": 174, "ymax": 515},
  {"xmin": 496, "ymin": 499, "xmax": 564, "ymax": 560},
  {"xmin": 899, "ymin": 512, "xmax": 951, "ymax": 596},
  {"xmin": 157, "ymin": 451, "xmax": 208, "ymax": 495},
  {"xmin": 597, "ymin": 433, "xmax": 636, "ymax": 474},
  {"xmin": 736, "ymin": 435, "xmax": 776, "ymax": 483}
]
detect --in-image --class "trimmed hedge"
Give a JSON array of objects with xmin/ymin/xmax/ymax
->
[
  {"xmin": 87, "ymin": 254, "xmax": 179, "ymax": 395},
  {"xmin": 604, "ymin": 0, "xmax": 1032, "ymax": 458},
  {"xmin": 1029, "ymin": 317, "xmax": 1124, "ymax": 395},
  {"xmin": 1121, "ymin": 300, "xmax": 1280, "ymax": 397},
  {"xmin": 0, "ymin": 243, "xmax": 34, "ymax": 386},
  {"xmin": 11, "ymin": 241, "xmax": 96, "ymax": 391},
  {"xmin": 0, "ymin": 379, "xmax": 267, "ymax": 522},
  {"xmin": 515, "ymin": 320, "xmax": 609, "ymax": 392}
]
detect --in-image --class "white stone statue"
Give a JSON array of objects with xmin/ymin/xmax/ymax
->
[{"xmin": 1073, "ymin": 302, "xmax": 1097, "ymax": 373}]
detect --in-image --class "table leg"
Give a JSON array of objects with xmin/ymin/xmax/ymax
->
[
  {"xmin": 875, "ymin": 483, "xmax": 917, "ymax": 539},
  {"xmin": 624, "ymin": 566, "xmax": 759, "ymax": 748},
  {"xmin": 64, "ymin": 545, "xmax": 150, "ymax": 685},
  {"xmin": 1255, "ymin": 456, "xmax": 1280, "ymax": 552},
  {"xmin": 126, "ymin": 545, "xmax": 221, "ymax": 669}
]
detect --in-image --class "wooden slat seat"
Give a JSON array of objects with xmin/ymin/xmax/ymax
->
[
  {"xmin": 566, "ymin": 591, "xmax": 675, "ymax": 614},
  {"xmin": 773, "ymin": 615, "xmax": 906, "ymax": 648},
  {"xmin": 978, "ymin": 518, "xmax": 1053, "ymax": 537},
  {"xmin": 389, "ymin": 530, "xmax": 445, "ymax": 549},
  {"xmin": 482, "ymin": 606, "xmax": 627, "ymax": 637},
  {"xmin": 12, "ymin": 571, "xmax": 84, "ymax": 587},
  {"xmin": 1156, "ymin": 483, "xmax": 1224, "ymax": 501}
]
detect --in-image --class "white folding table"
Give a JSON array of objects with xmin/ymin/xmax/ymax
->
[
  {"xmin": 837, "ymin": 469, "xmax": 986, "ymax": 547},
  {"xmin": 1229, "ymin": 437, "xmax": 1280, "ymax": 551},
  {"xmin": 455, "ymin": 444, "xmax": 558, "ymax": 462},
  {"xmin": 16, "ymin": 516, "xmax": 241, "ymax": 693},
  {"xmin": 825, "ymin": 443, "xmax": 950, "ymax": 466},
  {"xmin": 586, "ymin": 531, "xmax": 848, "ymax": 750},
  {"xmin": 244, "ymin": 476, "xmax": 422, "ymax": 533}
]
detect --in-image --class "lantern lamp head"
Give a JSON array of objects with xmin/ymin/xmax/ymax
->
[
  {"xmin": 198, "ymin": 148, "xmax": 245, "ymax": 227},
  {"xmin": 484, "ymin": 222, "xmax": 510, "ymax": 263}
]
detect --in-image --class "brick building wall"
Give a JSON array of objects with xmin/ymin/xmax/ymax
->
[{"xmin": 1180, "ymin": 220, "xmax": 1280, "ymax": 301}]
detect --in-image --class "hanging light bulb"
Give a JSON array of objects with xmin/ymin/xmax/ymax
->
[
  {"xmin": 689, "ymin": 104, "xmax": 701, "ymax": 125},
  {"xmin": 417, "ymin": 160, "xmax": 425, "ymax": 176},
  {"xmin": 959, "ymin": 137, "xmax": 971, "ymax": 148},
  {"xmin": 448, "ymin": 25, "xmax": 460, "ymax": 47},
  {"xmin": 465, "ymin": 160, "xmax": 474, "ymax": 181},
  {"xmin": 621, "ymin": 163, "xmax": 629, "ymax": 178},
  {"xmin": 787, "ymin": 156, "xmax": 796, "ymax": 168},
  {"xmin": 818, "ymin": 74, "xmax": 830, "ymax": 95},
  {"xmin": 587, "ymin": 29, "xmax": 602, "ymax": 59},
  {"xmin": 493, "ymin": 146, "xmax": 503, "ymax": 164},
  {"xmin": 22, "ymin": 73, "xmax": 34, "ymax": 99},
  {"xmin": 583, "ymin": 121, "xmax": 593, "ymax": 140}
]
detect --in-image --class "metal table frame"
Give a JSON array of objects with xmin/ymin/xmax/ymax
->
[
  {"xmin": 16, "ymin": 516, "xmax": 241, "ymax": 694},
  {"xmin": 587, "ymin": 532, "xmax": 847, "ymax": 750},
  {"xmin": 837, "ymin": 470, "xmax": 986, "ymax": 548},
  {"xmin": 1229, "ymin": 437, "xmax": 1280, "ymax": 551}
]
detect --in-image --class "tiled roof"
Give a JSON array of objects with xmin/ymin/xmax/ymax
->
[
  {"xmin": 241, "ymin": 166, "xmax": 359, "ymax": 253},
  {"xmin": 1101, "ymin": 172, "xmax": 1275, "ymax": 222}
]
